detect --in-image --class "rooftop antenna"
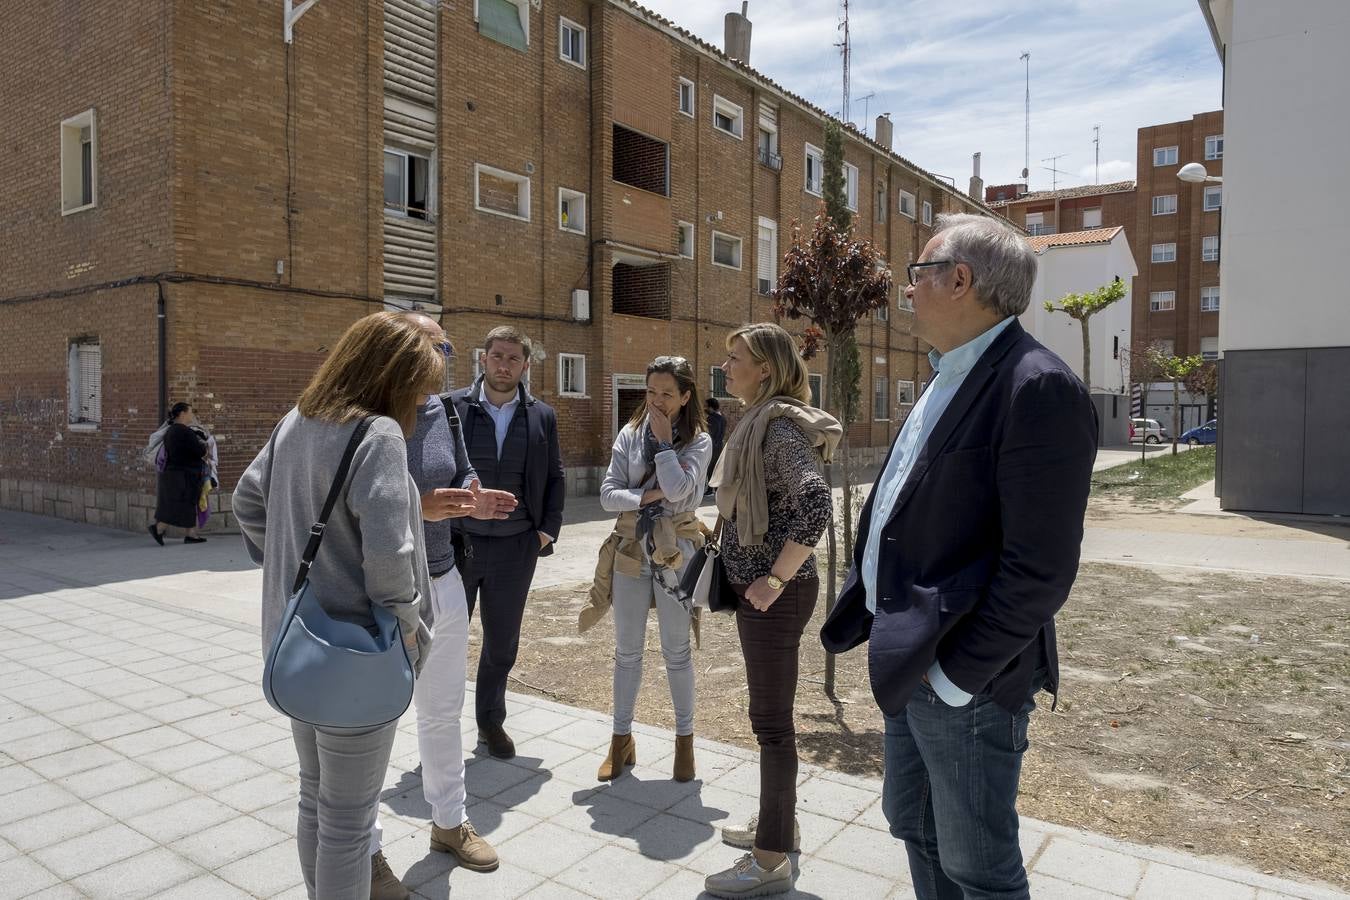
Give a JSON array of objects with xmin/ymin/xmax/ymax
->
[
  {"xmin": 836, "ymin": 0, "xmax": 851, "ymax": 123},
  {"xmin": 1019, "ymin": 51, "xmax": 1031, "ymax": 179},
  {"xmin": 1042, "ymin": 154, "xmax": 1068, "ymax": 191},
  {"xmin": 858, "ymin": 91, "xmax": 876, "ymax": 134},
  {"xmin": 1092, "ymin": 124, "xmax": 1101, "ymax": 184}
]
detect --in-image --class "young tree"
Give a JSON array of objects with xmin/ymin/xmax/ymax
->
[
  {"xmin": 1042, "ymin": 277, "xmax": 1127, "ymax": 389},
  {"xmin": 1142, "ymin": 345, "xmax": 1205, "ymax": 455}
]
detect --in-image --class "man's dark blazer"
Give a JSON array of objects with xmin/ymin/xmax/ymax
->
[
  {"xmin": 821, "ymin": 319, "xmax": 1098, "ymax": 715},
  {"xmin": 449, "ymin": 380, "xmax": 566, "ymax": 557}
]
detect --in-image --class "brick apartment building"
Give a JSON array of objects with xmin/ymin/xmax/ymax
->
[{"xmin": 0, "ymin": 0, "xmax": 994, "ymax": 531}]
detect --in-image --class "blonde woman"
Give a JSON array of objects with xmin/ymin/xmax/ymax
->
[{"xmin": 703, "ymin": 324, "xmax": 841, "ymax": 899}]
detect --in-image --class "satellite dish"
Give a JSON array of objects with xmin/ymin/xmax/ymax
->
[{"xmin": 1021, "ymin": 167, "xmax": 1029, "ymax": 178}]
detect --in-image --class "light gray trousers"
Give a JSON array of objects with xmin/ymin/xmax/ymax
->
[
  {"xmin": 291, "ymin": 719, "xmax": 396, "ymax": 900},
  {"xmin": 612, "ymin": 556, "xmax": 695, "ymax": 736}
]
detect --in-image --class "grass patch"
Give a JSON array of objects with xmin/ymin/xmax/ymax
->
[{"xmin": 1092, "ymin": 446, "xmax": 1215, "ymax": 502}]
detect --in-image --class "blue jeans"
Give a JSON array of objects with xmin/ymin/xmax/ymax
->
[{"xmin": 882, "ymin": 680, "xmax": 1037, "ymax": 900}]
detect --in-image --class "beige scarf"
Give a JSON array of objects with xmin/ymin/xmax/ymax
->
[{"xmin": 710, "ymin": 396, "xmax": 842, "ymax": 546}]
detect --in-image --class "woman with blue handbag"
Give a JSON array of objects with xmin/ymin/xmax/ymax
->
[{"xmin": 233, "ymin": 311, "xmax": 438, "ymax": 900}]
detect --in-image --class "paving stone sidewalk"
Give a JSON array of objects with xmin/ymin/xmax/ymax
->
[{"xmin": 2, "ymin": 568, "xmax": 1347, "ymax": 899}]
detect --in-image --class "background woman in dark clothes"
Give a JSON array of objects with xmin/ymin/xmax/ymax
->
[{"xmin": 148, "ymin": 402, "xmax": 209, "ymax": 545}]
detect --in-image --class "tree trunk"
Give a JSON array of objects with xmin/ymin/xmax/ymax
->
[
  {"xmin": 1080, "ymin": 315, "xmax": 1092, "ymax": 389},
  {"xmin": 822, "ymin": 334, "xmax": 842, "ymax": 695},
  {"xmin": 1172, "ymin": 379, "xmax": 1181, "ymax": 456}
]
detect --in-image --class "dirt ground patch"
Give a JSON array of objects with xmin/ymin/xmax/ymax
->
[{"xmin": 473, "ymin": 555, "xmax": 1350, "ymax": 888}]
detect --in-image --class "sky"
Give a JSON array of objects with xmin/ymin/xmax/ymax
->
[{"xmin": 634, "ymin": 0, "xmax": 1223, "ymax": 193}]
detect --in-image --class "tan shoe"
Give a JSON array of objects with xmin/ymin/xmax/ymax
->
[
  {"xmin": 720, "ymin": 815, "xmax": 800, "ymax": 852},
  {"xmin": 596, "ymin": 733, "xmax": 636, "ymax": 781},
  {"xmin": 429, "ymin": 820, "xmax": 499, "ymax": 872},
  {"xmin": 673, "ymin": 733, "xmax": 696, "ymax": 782},
  {"xmin": 704, "ymin": 852, "xmax": 792, "ymax": 898},
  {"xmin": 369, "ymin": 850, "xmax": 410, "ymax": 900}
]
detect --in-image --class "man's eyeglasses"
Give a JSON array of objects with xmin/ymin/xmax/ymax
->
[
  {"xmin": 436, "ymin": 340, "xmax": 456, "ymax": 359},
  {"xmin": 906, "ymin": 260, "xmax": 954, "ymax": 286}
]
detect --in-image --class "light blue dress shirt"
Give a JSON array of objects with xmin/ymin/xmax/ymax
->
[
  {"xmin": 478, "ymin": 383, "xmax": 521, "ymax": 459},
  {"xmin": 860, "ymin": 316, "xmax": 1015, "ymax": 707}
]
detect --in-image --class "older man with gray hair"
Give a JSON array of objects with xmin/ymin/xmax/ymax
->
[{"xmin": 823, "ymin": 213, "xmax": 1098, "ymax": 899}]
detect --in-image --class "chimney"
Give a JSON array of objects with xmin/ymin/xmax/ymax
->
[
  {"xmin": 874, "ymin": 113, "xmax": 893, "ymax": 151},
  {"xmin": 968, "ymin": 152, "xmax": 984, "ymax": 200},
  {"xmin": 724, "ymin": 2, "xmax": 752, "ymax": 63}
]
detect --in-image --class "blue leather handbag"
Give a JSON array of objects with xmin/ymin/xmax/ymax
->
[{"xmin": 262, "ymin": 417, "xmax": 415, "ymax": 729}]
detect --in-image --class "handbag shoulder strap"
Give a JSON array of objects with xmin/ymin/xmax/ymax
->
[
  {"xmin": 292, "ymin": 415, "xmax": 376, "ymax": 594},
  {"xmin": 439, "ymin": 392, "xmax": 464, "ymax": 449}
]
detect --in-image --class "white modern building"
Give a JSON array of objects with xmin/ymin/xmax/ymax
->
[
  {"xmin": 1198, "ymin": 0, "xmax": 1350, "ymax": 515},
  {"xmin": 1023, "ymin": 226, "xmax": 1137, "ymax": 445}
]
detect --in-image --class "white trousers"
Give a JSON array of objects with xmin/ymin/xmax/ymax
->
[{"xmin": 369, "ymin": 570, "xmax": 470, "ymax": 853}]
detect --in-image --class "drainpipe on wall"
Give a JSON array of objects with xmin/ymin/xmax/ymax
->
[{"xmin": 156, "ymin": 280, "xmax": 168, "ymax": 421}]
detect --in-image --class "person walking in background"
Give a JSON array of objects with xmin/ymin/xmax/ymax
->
[
  {"xmin": 703, "ymin": 323, "xmax": 842, "ymax": 899},
  {"xmin": 232, "ymin": 311, "xmax": 438, "ymax": 900},
  {"xmin": 147, "ymin": 402, "xmax": 209, "ymax": 545},
  {"xmin": 191, "ymin": 419, "xmax": 219, "ymax": 531},
  {"xmin": 703, "ymin": 396, "xmax": 725, "ymax": 499},
  {"xmin": 583, "ymin": 355, "xmax": 711, "ymax": 783}
]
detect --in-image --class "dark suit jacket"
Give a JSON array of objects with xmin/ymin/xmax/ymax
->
[
  {"xmin": 821, "ymin": 320, "xmax": 1097, "ymax": 715},
  {"xmin": 449, "ymin": 381, "xmax": 566, "ymax": 557}
]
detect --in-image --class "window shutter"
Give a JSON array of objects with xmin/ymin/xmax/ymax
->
[
  {"xmin": 479, "ymin": 0, "xmax": 527, "ymax": 50},
  {"xmin": 76, "ymin": 343, "xmax": 101, "ymax": 423},
  {"xmin": 756, "ymin": 221, "xmax": 775, "ymax": 293}
]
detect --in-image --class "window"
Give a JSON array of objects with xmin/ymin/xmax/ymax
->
[
  {"xmin": 844, "ymin": 163, "xmax": 859, "ymax": 212},
  {"xmin": 476, "ymin": 0, "xmax": 529, "ymax": 50},
  {"xmin": 757, "ymin": 126, "xmax": 781, "ymax": 169},
  {"xmin": 808, "ymin": 374, "xmax": 823, "ymax": 408},
  {"xmin": 1201, "ymin": 337, "xmax": 1219, "ymax": 361},
  {"xmin": 676, "ymin": 221, "xmax": 694, "ymax": 259},
  {"xmin": 558, "ymin": 353, "xmax": 587, "ymax": 396},
  {"xmin": 1204, "ymin": 185, "xmax": 1222, "ymax": 211},
  {"xmin": 1205, "ymin": 134, "xmax": 1224, "ymax": 160},
  {"xmin": 384, "ymin": 149, "xmax": 431, "ymax": 219},
  {"xmin": 558, "ymin": 187, "xmax": 586, "ymax": 234},
  {"xmin": 559, "ymin": 17, "xmax": 586, "ymax": 67},
  {"xmin": 710, "ymin": 366, "xmax": 733, "ymax": 399},
  {"xmin": 1082, "ymin": 207, "xmax": 1102, "ymax": 228},
  {"xmin": 712, "ymin": 95, "xmax": 743, "ymax": 139},
  {"xmin": 1025, "ymin": 211, "xmax": 1050, "ymax": 236},
  {"xmin": 1151, "ymin": 243, "xmax": 1177, "ymax": 263},
  {"xmin": 1200, "ymin": 286, "xmax": 1220, "ymax": 312},
  {"xmin": 921, "ymin": 200, "xmax": 933, "ymax": 226},
  {"xmin": 1152, "ymin": 194, "xmax": 1177, "ymax": 216},
  {"xmin": 611, "ymin": 262, "xmax": 671, "ymax": 318},
  {"xmin": 612, "ymin": 125, "xmax": 669, "ymax": 196},
  {"xmin": 898, "ymin": 190, "xmax": 916, "ymax": 219},
  {"xmin": 875, "ymin": 184, "xmax": 886, "ymax": 222},
  {"xmin": 474, "ymin": 164, "xmax": 530, "ymax": 220},
  {"xmin": 712, "ymin": 231, "xmax": 742, "ymax": 269},
  {"xmin": 1152, "ymin": 339, "xmax": 1175, "ymax": 357},
  {"xmin": 1150, "ymin": 291, "xmax": 1176, "ymax": 312},
  {"xmin": 678, "ymin": 78, "xmax": 695, "ymax": 117},
  {"xmin": 67, "ymin": 339, "xmax": 101, "ymax": 427},
  {"xmin": 896, "ymin": 380, "xmax": 916, "ymax": 406},
  {"xmin": 804, "ymin": 144, "xmax": 823, "ymax": 196},
  {"xmin": 875, "ymin": 302, "xmax": 888, "ymax": 323},
  {"xmin": 1153, "ymin": 145, "xmax": 1178, "ymax": 166},
  {"xmin": 756, "ymin": 218, "xmax": 777, "ymax": 294},
  {"xmin": 61, "ymin": 110, "xmax": 97, "ymax": 214},
  {"xmin": 1202, "ymin": 235, "xmax": 1219, "ymax": 262},
  {"xmin": 872, "ymin": 376, "xmax": 889, "ymax": 421},
  {"xmin": 1113, "ymin": 335, "xmax": 1120, "ymax": 359}
]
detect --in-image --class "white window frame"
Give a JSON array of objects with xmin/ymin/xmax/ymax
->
[
  {"xmin": 711, "ymin": 230, "xmax": 742, "ymax": 270},
  {"xmin": 67, "ymin": 339, "xmax": 102, "ymax": 429},
  {"xmin": 557, "ymin": 186, "xmax": 586, "ymax": 234},
  {"xmin": 1200, "ymin": 337, "xmax": 1219, "ymax": 361},
  {"xmin": 896, "ymin": 379, "xmax": 916, "ymax": 406},
  {"xmin": 898, "ymin": 190, "xmax": 916, "ymax": 219},
  {"xmin": 804, "ymin": 143, "xmax": 823, "ymax": 196},
  {"xmin": 921, "ymin": 200, "xmax": 933, "ymax": 226},
  {"xmin": 1082, "ymin": 207, "xmax": 1102, "ymax": 228},
  {"xmin": 677, "ymin": 77, "xmax": 695, "ymax": 117},
  {"xmin": 557, "ymin": 353, "xmax": 587, "ymax": 397},
  {"xmin": 808, "ymin": 373, "xmax": 823, "ymax": 408},
  {"xmin": 875, "ymin": 302, "xmax": 888, "ymax": 323},
  {"xmin": 872, "ymin": 376, "xmax": 890, "ymax": 422},
  {"xmin": 676, "ymin": 221, "xmax": 694, "ymax": 259},
  {"xmin": 384, "ymin": 147, "xmax": 434, "ymax": 219},
  {"xmin": 1202, "ymin": 235, "xmax": 1220, "ymax": 262},
  {"xmin": 473, "ymin": 163, "xmax": 531, "ymax": 222},
  {"xmin": 756, "ymin": 217, "xmax": 777, "ymax": 295},
  {"xmin": 558, "ymin": 17, "xmax": 586, "ymax": 68},
  {"xmin": 1151, "ymin": 242, "xmax": 1177, "ymax": 263},
  {"xmin": 1205, "ymin": 134, "xmax": 1224, "ymax": 160},
  {"xmin": 1203, "ymin": 185, "xmax": 1222, "ymax": 211},
  {"xmin": 61, "ymin": 109, "xmax": 98, "ymax": 215},
  {"xmin": 1200, "ymin": 286, "xmax": 1220, "ymax": 312},
  {"xmin": 1152, "ymin": 194, "xmax": 1177, "ymax": 216},
  {"xmin": 474, "ymin": 0, "xmax": 530, "ymax": 45},
  {"xmin": 1150, "ymin": 291, "xmax": 1176, "ymax": 312},
  {"xmin": 1153, "ymin": 145, "xmax": 1178, "ymax": 167},
  {"xmin": 712, "ymin": 94, "xmax": 744, "ymax": 140},
  {"xmin": 844, "ymin": 162, "xmax": 859, "ymax": 212}
]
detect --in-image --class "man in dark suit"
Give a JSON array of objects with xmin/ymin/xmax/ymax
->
[
  {"xmin": 451, "ymin": 326, "xmax": 565, "ymax": 759},
  {"xmin": 822, "ymin": 214, "xmax": 1097, "ymax": 899}
]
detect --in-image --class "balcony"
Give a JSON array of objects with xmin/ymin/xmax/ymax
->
[
  {"xmin": 1026, "ymin": 223, "xmax": 1056, "ymax": 236},
  {"xmin": 757, "ymin": 147, "xmax": 783, "ymax": 171}
]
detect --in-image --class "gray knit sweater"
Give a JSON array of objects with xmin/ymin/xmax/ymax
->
[{"xmin": 233, "ymin": 408, "xmax": 432, "ymax": 668}]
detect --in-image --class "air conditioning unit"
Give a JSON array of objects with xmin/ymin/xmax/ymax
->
[{"xmin": 571, "ymin": 289, "xmax": 591, "ymax": 321}]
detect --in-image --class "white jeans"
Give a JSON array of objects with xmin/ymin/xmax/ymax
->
[{"xmin": 369, "ymin": 570, "xmax": 470, "ymax": 853}]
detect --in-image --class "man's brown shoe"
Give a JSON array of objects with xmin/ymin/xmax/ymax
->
[
  {"xmin": 430, "ymin": 820, "xmax": 499, "ymax": 872},
  {"xmin": 369, "ymin": 850, "xmax": 410, "ymax": 900},
  {"xmin": 597, "ymin": 733, "xmax": 636, "ymax": 781},
  {"xmin": 478, "ymin": 724, "xmax": 516, "ymax": 760}
]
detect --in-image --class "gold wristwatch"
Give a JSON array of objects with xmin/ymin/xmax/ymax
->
[{"xmin": 765, "ymin": 574, "xmax": 785, "ymax": 591}]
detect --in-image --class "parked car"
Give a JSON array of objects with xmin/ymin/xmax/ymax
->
[
  {"xmin": 1129, "ymin": 418, "xmax": 1168, "ymax": 444},
  {"xmin": 1181, "ymin": 419, "xmax": 1218, "ymax": 445}
]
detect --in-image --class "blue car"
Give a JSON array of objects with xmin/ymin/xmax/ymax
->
[{"xmin": 1181, "ymin": 419, "xmax": 1218, "ymax": 445}]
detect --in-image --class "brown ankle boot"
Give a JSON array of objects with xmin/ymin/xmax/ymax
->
[
  {"xmin": 597, "ymin": 733, "xmax": 636, "ymax": 780},
  {"xmin": 673, "ymin": 734, "xmax": 696, "ymax": 782}
]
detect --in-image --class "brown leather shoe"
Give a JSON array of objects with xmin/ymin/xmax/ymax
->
[
  {"xmin": 429, "ymin": 820, "xmax": 499, "ymax": 872},
  {"xmin": 369, "ymin": 850, "xmax": 410, "ymax": 900},
  {"xmin": 597, "ymin": 733, "xmax": 636, "ymax": 781},
  {"xmin": 673, "ymin": 733, "xmax": 696, "ymax": 782},
  {"xmin": 478, "ymin": 724, "xmax": 516, "ymax": 760}
]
